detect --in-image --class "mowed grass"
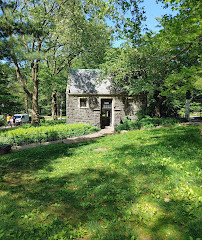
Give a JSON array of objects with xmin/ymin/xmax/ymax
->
[{"xmin": 0, "ymin": 125, "xmax": 201, "ymax": 240}]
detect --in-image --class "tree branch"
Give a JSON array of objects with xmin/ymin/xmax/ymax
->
[
  {"xmin": 164, "ymin": 42, "xmax": 193, "ymax": 65},
  {"xmin": 22, "ymin": 35, "xmax": 29, "ymax": 52},
  {"xmin": 13, "ymin": 58, "xmax": 32, "ymax": 99},
  {"xmin": 0, "ymin": 2, "xmax": 8, "ymax": 21},
  {"xmin": 43, "ymin": 42, "xmax": 66, "ymax": 53},
  {"xmin": 45, "ymin": 58, "xmax": 50, "ymax": 69},
  {"xmin": 53, "ymin": 47, "xmax": 57, "ymax": 76},
  {"xmin": 56, "ymin": 52, "xmax": 77, "ymax": 75},
  {"xmin": 56, "ymin": 59, "xmax": 67, "ymax": 75},
  {"xmin": 31, "ymin": 40, "xmax": 35, "ymax": 52}
]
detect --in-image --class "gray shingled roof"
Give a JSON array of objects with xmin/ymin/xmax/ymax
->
[{"xmin": 69, "ymin": 69, "xmax": 122, "ymax": 95}]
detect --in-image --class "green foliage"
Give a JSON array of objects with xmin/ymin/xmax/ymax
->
[
  {"xmin": 0, "ymin": 119, "xmax": 6, "ymax": 127},
  {"xmin": 190, "ymin": 102, "xmax": 202, "ymax": 114},
  {"xmin": 0, "ymin": 125, "xmax": 201, "ymax": 239},
  {"xmin": 40, "ymin": 120, "xmax": 66, "ymax": 126},
  {"xmin": 0, "ymin": 63, "xmax": 23, "ymax": 115},
  {"xmin": 0, "ymin": 123, "xmax": 99, "ymax": 146},
  {"xmin": 115, "ymin": 116, "xmax": 180, "ymax": 131},
  {"xmin": 102, "ymin": 0, "xmax": 201, "ymax": 118},
  {"xmin": 157, "ymin": 0, "xmax": 201, "ymax": 95},
  {"xmin": 1, "ymin": 0, "xmax": 115, "ymax": 121},
  {"xmin": 162, "ymin": 66, "xmax": 202, "ymax": 99}
]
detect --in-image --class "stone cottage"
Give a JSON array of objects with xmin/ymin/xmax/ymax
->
[{"xmin": 66, "ymin": 69, "xmax": 143, "ymax": 128}]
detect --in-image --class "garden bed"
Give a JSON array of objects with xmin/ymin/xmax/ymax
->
[{"xmin": 0, "ymin": 123, "xmax": 99, "ymax": 146}]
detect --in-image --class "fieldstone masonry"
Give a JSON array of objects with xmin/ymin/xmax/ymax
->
[
  {"xmin": 66, "ymin": 69, "xmax": 143, "ymax": 128},
  {"xmin": 67, "ymin": 95, "xmax": 141, "ymax": 128}
]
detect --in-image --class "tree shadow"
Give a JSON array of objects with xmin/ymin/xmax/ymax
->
[
  {"xmin": 0, "ymin": 125, "xmax": 201, "ymax": 239},
  {"xmin": 108, "ymin": 126, "xmax": 201, "ymax": 239},
  {"xmin": 0, "ymin": 166, "xmax": 139, "ymax": 239},
  {"xmin": 0, "ymin": 140, "xmax": 96, "ymax": 172}
]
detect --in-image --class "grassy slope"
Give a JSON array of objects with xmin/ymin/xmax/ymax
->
[{"xmin": 0, "ymin": 125, "xmax": 201, "ymax": 240}]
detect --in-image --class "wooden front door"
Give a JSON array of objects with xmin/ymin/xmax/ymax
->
[{"xmin": 101, "ymin": 99, "xmax": 112, "ymax": 129}]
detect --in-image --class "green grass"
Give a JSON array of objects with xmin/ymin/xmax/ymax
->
[{"xmin": 0, "ymin": 125, "xmax": 201, "ymax": 239}]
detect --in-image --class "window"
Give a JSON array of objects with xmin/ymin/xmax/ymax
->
[
  {"xmin": 80, "ymin": 98, "xmax": 88, "ymax": 108},
  {"xmin": 102, "ymin": 101, "xmax": 112, "ymax": 109}
]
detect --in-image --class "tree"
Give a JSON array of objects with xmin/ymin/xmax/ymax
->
[
  {"xmin": 0, "ymin": 0, "xmax": 155, "ymax": 123},
  {"xmin": 0, "ymin": 63, "xmax": 23, "ymax": 115},
  {"xmin": 38, "ymin": 63, "xmax": 68, "ymax": 118},
  {"xmin": 0, "ymin": 0, "xmax": 60, "ymax": 123},
  {"xmin": 65, "ymin": 0, "xmax": 146, "ymax": 123},
  {"xmin": 45, "ymin": 11, "xmax": 111, "ymax": 120},
  {"xmin": 156, "ymin": 0, "xmax": 202, "ymax": 119},
  {"xmin": 102, "ymin": 0, "xmax": 201, "ymax": 118},
  {"xmin": 0, "ymin": 0, "xmax": 114, "ymax": 123},
  {"xmin": 101, "ymin": 34, "xmax": 179, "ymax": 118}
]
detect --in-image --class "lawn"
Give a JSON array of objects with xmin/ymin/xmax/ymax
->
[{"xmin": 0, "ymin": 125, "xmax": 201, "ymax": 240}]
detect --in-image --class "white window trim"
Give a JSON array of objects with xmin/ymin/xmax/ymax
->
[{"xmin": 78, "ymin": 97, "xmax": 89, "ymax": 109}]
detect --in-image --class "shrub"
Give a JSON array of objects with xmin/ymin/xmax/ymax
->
[
  {"xmin": 40, "ymin": 116, "xmax": 46, "ymax": 123},
  {"xmin": 0, "ymin": 119, "xmax": 6, "ymax": 127},
  {"xmin": 41, "ymin": 119, "xmax": 66, "ymax": 126},
  {"xmin": 0, "ymin": 123, "xmax": 100, "ymax": 146},
  {"xmin": 115, "ymin": 116, "xmax": 180, "ymax": 132}
]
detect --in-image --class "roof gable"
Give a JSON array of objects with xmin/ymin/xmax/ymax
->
[{"xmin": 69, "ymin": 69, "xmax": 122, "ymax": 95}]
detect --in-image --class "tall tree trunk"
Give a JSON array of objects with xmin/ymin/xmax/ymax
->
[
  {"xmin": 60, "ymin": 94, "xmax": 64, "ymax": 120},
  {"xmin": 31, "ymin": 61, "xmax": 40, "ymax": 124},
  {"xmin": 153, "ymin": 90, "xmax": 166, "ymax": 118},
  {"xmin": 51, "ymin": 46, "xmax": 58, "ymax": 121},
  {"xmin": 185, "ymin": 90, "xmax": 191, "ymax": 121},
  {"xmin": 31, "ymin": 76, "xmax": 40, "ymax": 124},
  {"xmin": 57, "ymin": 96, "xmax": 59, "ymax": 118},
  {"xmin": 13, "ymin": 41, "xmax": 41, "ymax": 125},
  {"xmin": 25, "ymin": 93, "xmax": 29, "ymax": 114},
  {"xmin": 51, "ymin": 89, "xmax": 57, "ymax": 120},
  {"xmin": 13, "ymin": 59, "xmax": 36, "ymax": 122},
  {"xmin": 24, "ymin": 77, "xmax": 29, "ymax": 114},
  {"xmin": 66, "ymin": 62, "xmax": 71, "ymax": 125}
]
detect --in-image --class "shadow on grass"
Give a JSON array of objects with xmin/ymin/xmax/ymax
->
[
  {"xmin": 0, "ymin": 125, "xmax": 201, "ymax": 239},
  {"xmin": 109, "ymin": 126, "xmax": 201, "ymax": 239},
  {"xmin": 0, "ymin": 166, "xmax": 139, "ymax": 239},
  {"xmin": 1, "ymin": 166, "xmax": 200, "ymax": 239},
  {"xmin": 0, "ymin": 140, "xmax": 96, "ymax": 172},
  {"xmin": 113, "ymin": 126, "xmax": 201, "ymax": 170}
]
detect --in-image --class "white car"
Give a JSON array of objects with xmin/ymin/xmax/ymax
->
[{"xmin": 14, "ymin": 114, "xmax": 30, "ymax": 125}]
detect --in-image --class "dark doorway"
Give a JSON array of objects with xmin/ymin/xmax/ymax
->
[{"xmin": 101, "ymin": 99, "xmax": 112, "ymax": 129}]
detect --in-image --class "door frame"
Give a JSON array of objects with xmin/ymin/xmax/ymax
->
[{"xmin": 100, "ymin": 97, "xmax": 114, "ymax": 128}]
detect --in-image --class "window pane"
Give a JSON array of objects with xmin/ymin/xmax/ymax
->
[
  {"xmin": 102, "ymin": 101, "xmax": 112, "ymax": 109},
  {"xmin": 80, "ymin": 98, "xmax": 87, "ymax": 107}
]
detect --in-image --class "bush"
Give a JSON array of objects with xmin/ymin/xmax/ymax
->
[
  {"xmin": 40, "ymin": 116, "xmax": 46, "ymax": 123},
  {"xmin": 0, "ymin": 123, "xmax": 100, "ymax": 146},
  {"xmin": 18, "ymin": 120, "xmax": 67, "ymax": 129},
  {"xmin": 41, "ymin": 119, "xmax": 66, "ymax": 126},
  {"xmin": 115, "ymin": 116, "xmax": 180, "ymax": 132},
  {"xmin": 0, "ymin": 119, "xmax": 6, "ymax": 127}
]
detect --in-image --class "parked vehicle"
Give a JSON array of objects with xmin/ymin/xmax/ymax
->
[{"xmin": 14, "ymin": 114, "xmax": 30, "ymax": 125}]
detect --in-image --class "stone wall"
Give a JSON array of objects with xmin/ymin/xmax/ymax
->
[
  {"xmin": 66, "ymin": 95, "xmax": 141, "ymax": 128},
  {"xmin": 113, "ymin": 96, "xmax": 140, "ymax": 126},
  {"xmin": 66, "ymin": 96, "xmax": 101, "ymax": 127}
]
